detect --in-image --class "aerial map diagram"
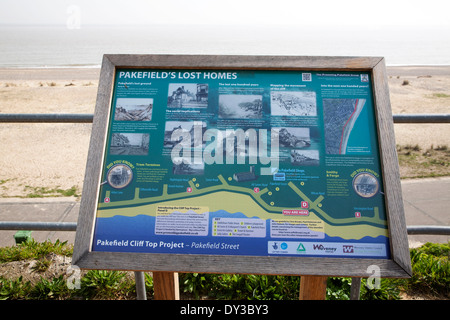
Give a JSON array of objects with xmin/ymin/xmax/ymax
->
[
  {"xmin": 323, "ymin": 98, "xmax": 366, "ymax": 155},
  {"xmin": 92, "ymin": 69, "xmax": 390, "ymax": 259}
]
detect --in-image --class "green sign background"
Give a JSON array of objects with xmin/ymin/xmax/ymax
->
[{"xmin": 91, "ymin": 69, "xmax": 390, "ymax": 259}]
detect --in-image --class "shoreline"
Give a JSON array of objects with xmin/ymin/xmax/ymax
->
[
  {"xmin": 1, "ymin": 65, "xmax": 450, "ymax": 80},
  {"xmin": 0, "ymin": 67, "xmax": 101, "ymax": 81},
  {"xmin": 386, "ymin": 65, "xmax": 450, "ymax": 76}
]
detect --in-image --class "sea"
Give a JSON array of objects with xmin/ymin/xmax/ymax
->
[{"xmin": 1, "ymin": 24, "xmax": 450, "ymax": 68}]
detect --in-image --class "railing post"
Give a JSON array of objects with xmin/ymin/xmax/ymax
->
[
  {"xmin": 134, "ymin": 271, "xmax": 147, "ymax": 300},
  {"xmin": 350, "ymin": 278, "xmax": 362, "ymax": 300}
]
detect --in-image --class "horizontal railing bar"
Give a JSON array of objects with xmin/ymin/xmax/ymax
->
[
  {"xmin": 0, "ymin": 222, "xmax": 448, "ymax": 235},
  {"xmin": 0, "ymin": 221, "xmax": 77, "ymax": 231},
  {"xmin": 393, "ymin": 114, "xmax": 450, "ymax": 123},
  {"xmin": 0, "ymin": 113, "xmax": 449, "ymax": 123},
  {"xmin": 0, "ymin": 113, "xmax": 93, "ymax": 123},
  {"xmin": 406, "ymin": 225, "xmax": 450, "ymax": 235}
]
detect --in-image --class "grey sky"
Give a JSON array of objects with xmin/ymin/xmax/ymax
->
[{"xmin": 1, "ymin": 0, "xmax": 449, "ymax": 27}]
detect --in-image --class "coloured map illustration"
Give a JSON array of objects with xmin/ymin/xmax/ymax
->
[{"xmin": 323, "ymin": 98, "xmax": 366, "ymax": 155}]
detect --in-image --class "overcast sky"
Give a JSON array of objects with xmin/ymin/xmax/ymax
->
[{"xmin": 1, "ymin": 0, "xmax": 450, "ymax": 27}]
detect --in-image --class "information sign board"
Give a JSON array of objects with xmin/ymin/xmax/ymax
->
[{"xmin": 73, "ymin": 55, "xmax": 412, "ymax": 278}]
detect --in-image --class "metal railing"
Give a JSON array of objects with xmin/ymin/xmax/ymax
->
[
  {"xmin": 0, "ymin": 221, "xmax": 77, "ymax": 231},
  {"xmin": 407, "ymin": 225, "xmax": 450, "ymax": 235},
  {"xmin": 1, "ymin": 112, "xmax": 448, "ymax": 236},
  {"xmin": 392, "ymin": 114, "xmax": 450, "ymax": 123},
  {"xmin": 1, "ymin": 221, "xmax": 449, "ymax": 235},
  {"xmin": 1, "ymin": 112, "xmax": 449, "ymax": 301},
  {"xmin": 0, "ymin": 113, "xmax": 94, "ymax": 123},
  {"xmin": 0, "ymin": 113, "xmax": 449, "ymax": 123}
]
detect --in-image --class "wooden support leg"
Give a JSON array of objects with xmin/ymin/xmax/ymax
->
[
  {"xmin": 153, "ymin": 271, "xmax": 180, "ymax": 300},
  {"xmin": 299, "ymin": 276, "xmax": 328, "ymax": 300}
]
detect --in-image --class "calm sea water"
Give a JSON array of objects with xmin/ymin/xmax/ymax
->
[{"xmin": 1, "ymin": 24, "xmax": 450, "ymax": 67}]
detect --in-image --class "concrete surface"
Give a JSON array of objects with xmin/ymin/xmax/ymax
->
[
  {"xmin": 401, "ymin": 177, "xmax": 449, "ymax": 247},
  {"xmin": 0, "ymin": 177, "xmax": 449, "ymax": 248},
  {"xmin": 0, "ymin": 197, "xmax": 79, "ymax": 247}
]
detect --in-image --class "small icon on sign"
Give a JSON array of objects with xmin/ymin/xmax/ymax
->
[
  {"xmin": 254, "ymin": 187, "xmax": 260, "ymax": 193},
  {"xmin": 104, "ymin": 197, "xmax": 110, "ymax": 203},
  {"xmin": 355, "ymin": 211, "xmax": 361, "ymax": 218},
  {"xmin": 302, "ymin": 73, "xmax": 312, "ymax": 82},
  {"xmin": 343, "ymin": 245, "xmax": 354, "ymax": 253},
  {"xmin": 301, "ymin": 201, "xmax": 309, "ymax": 209},
  {"xmin": 186, "ymin": 187, "xmax": 192, "ymax": 193}
]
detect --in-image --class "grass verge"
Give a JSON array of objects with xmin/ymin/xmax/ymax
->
[
  {"xmin": 397, "ymin": 144, "xmax": 449, "ymax": 179},
  {"xmin": 0, "ymin": 240, "xmax": 448, "ymax": 300},
  {"xmin": 23, "ymin": 185, "xmax": 80, "ymax": 198}
]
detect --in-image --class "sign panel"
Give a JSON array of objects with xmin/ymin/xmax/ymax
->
[
  {"xmin": 73, "ymin": 55, "xmax": 411, "ymax": 277},
  {"xmin": 93, "ymin": 69, "xmax": 388, "ymax": 258}
]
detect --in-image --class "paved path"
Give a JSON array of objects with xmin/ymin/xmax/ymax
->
[
  {"xmin": 0, "ymin": 178, "xmax": 448, "ymax": 248},
  {"xmin": 0, "ymin": 197, "xmax": 79, "ymax": 247},
  {"xmin": 401, "ymin": 177, "xmax": 449, "ymax": 247}
]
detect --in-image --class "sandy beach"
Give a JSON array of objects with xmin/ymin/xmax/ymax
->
[{"xmin": 0, "ymin": 66, "xmax": 449, "ymax": 197}]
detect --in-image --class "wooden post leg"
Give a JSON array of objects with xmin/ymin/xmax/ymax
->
[
  {"xmin": 153, "ymin": 271, "xmax": 180, "ymax": 300},
  {"xmin": 299, "ymin": 276, "xmax": 328, "ymax": 300}
]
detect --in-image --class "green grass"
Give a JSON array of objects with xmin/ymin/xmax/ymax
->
[
  {"xmin": 0, "ymin": 239, "xmax": 72, "ymax": 263},
  {"xmin": 428, "ymin": 93, "xmax": 450, "ymax": 98},
  {"xmin": 23, "ymin": 185, "xmax": 80, "ymax": 198},
  {"xmin": 0, "ymin": 240, "xmax": 448, "ymax": 300},
  {"xmin": 406, "ymin": 243, "xmax": 450, "ymax": 296},
  {"xmin": 397, "ymin": 144, "xmax": 450, "ymax": 179}
]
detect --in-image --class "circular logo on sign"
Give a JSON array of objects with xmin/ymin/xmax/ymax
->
[
  {"xmin": 106, "ymin": 164, "xmax": 133, "ymax": 189},
  {"xmin": 352, "ymin": 172, "xmax": 379, "ymax": 198}
]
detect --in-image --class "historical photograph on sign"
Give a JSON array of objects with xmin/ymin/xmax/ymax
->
[
  {"xmin": 106, "ymin": 164, "xmax": 133, "ymax": 189},
  {"xmin": 172, "ymin": 158, "xmax": 205, "ymax": 175},
  {"xmin": 270, "ymin": 91, "xmax": 317, "ymax": 116},
  {"xmin": 114, "ymin": 98, "xmax": 153, "ymax": 121},
  {"xmin": 353, "ymin": 172, "xmax": 380, "ymax": 198},
  {"xmin": 109, "ymin": 133, "xmax": 149, "ymax": 155},
  {"xmin": 290, "ymin": 149, "xmax": 319, "ymax": 166},
  {"xmin": 164, "ymin": 121, "xmax": 206, "ymax": 150},
  {"xmin": 273, "ymin": 127, "xmax": 311, "ymax": 148},
  {"xmin": 218, "ymin": 94, "xmax": 263, "ymax": 119},
  {"xmin": 167, "ymin": 83, "xmax": 208, "ymax": 108}
]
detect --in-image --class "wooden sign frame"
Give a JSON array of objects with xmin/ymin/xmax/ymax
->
[{"xmin": 73, "ymin": 54, "xmax": 412, "ymax": 279}]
